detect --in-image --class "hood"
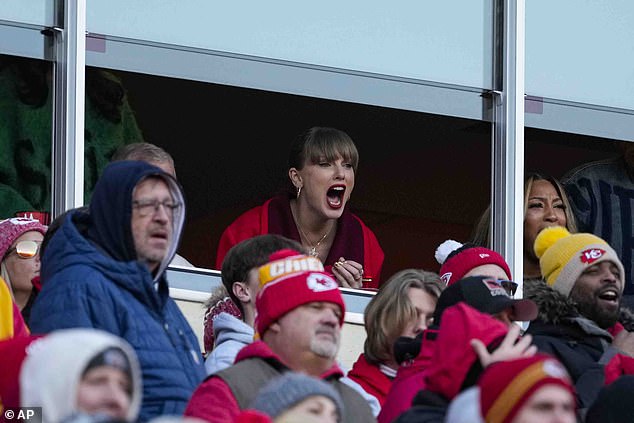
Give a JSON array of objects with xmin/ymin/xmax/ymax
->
[
  {"xmin": 523, "ymin": 279, "xmax": 580, "ymax": 325},
  {"xmin": 423, "ymin": 303, "xmax": 508, "ymax": 401},
  {"xmin": 213, "ymin": 312, "xmax": 254, "ymax": 346},
  {"xmin": 40, "ymin": 210, "xmax": 166, "ymax": 311},
  {"xmin": 445, "ymin": 387, "xmax": 483, "ymax": 423},
  {"xmin": 524, "ymin": 279, "xmax": 634, "ymax": 331},
  {"xmin": 87, "ymin": 160, "xmax": 185, "ymax": 281},
  {"xmin": 20, "ymin": 328, "xmax": 142, "ymax": 423}
]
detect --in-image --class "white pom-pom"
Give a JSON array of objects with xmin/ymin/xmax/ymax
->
[{"xmin": 435, "ymin": 240, "xmax": 463, "ymax": 265}]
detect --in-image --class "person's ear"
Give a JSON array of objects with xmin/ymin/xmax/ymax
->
[
  {"xmin": 232, "ymin": 282, "xmax": 252, "ymax": 303},
  {"xmin": 288, "ymin": 168, "xmax": 302, "ymax": 189},
  {"xmin": 268, "ymin": 321, "xmax": 281, "ymax": 334}
]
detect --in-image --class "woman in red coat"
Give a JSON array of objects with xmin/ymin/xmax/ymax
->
[{"xmin": 216, "ymin": 126, "xmax": 384, "ymax": 289}]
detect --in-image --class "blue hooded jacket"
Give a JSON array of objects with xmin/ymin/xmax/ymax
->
[{"xmin": 30, "ymin": 161, "xmax": 206, "ymax": 421}]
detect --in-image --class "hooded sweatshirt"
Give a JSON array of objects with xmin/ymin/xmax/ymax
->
[
  {"xmin": 204, "ymin": 312, "xmax": 254, "ymax": 375},
  {"xmin": 30, "ymin": 161, "xmax": 205, "ymax": 420},
  {"xmin": 20, "ymin": 328, "xmax": 142, "ymax": 423}
]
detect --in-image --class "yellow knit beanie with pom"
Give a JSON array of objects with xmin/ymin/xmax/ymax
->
[{"xmin": 534, "ymin": 226, "xmax": 625, "ymax": 297}]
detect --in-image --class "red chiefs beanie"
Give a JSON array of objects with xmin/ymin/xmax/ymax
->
[
  {"xmin": 435, "ymin": 240, "xmax": 511, "ymax": 286},
  {"xmin": 478, "ymin": 354, "xmax": 575, "ymax": 423},
  {"xmin": 255, "ymin": 249, "xmax": 345, "ymax": 337}
]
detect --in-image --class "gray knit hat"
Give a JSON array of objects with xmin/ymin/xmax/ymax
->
[{"xmin": 250, "ymin": 373, "xmax": 344, "ymax": 420}]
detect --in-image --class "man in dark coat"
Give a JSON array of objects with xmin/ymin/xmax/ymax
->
[
  {"xmin": 29, "ymin": 161, "xmax": 206, "ymax": 421},
  {"xmin": 526, "ymin": 226, "xmax": 634, "ymax": 415}
]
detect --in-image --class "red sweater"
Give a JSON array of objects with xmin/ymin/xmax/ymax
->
[
  {"xmin": 347, "ymin": 353, "xmax": 393, "ymax": 406},
  {"xmin": 215, "ymin": 195, "xmax": 384, "ymax": 288}
]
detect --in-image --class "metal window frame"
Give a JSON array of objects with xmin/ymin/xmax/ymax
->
[
  {"xmin": 491, "ymin": 0, "xmax": 525, "ymax": 296},
  {"xmin": 50, "ymin": 0, "xmax": 86, "ymax": 219}
]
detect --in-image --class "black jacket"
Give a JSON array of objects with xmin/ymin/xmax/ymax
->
[{"xmin": 524, "ymin": 279, "xmax": 634, "ymax": 412}]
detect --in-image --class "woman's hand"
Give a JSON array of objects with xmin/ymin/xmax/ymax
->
[{"xmin": 332, "ymin": 257, "xmax": 364, "ymax": 289}]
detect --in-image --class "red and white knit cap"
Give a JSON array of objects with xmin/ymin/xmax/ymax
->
[
  {"xmin": 0, "ymin": 217, "xmax": 47, "ymax": 260},
  {"xmin": 479, "ymin": 354, "xmax": 575, "ymax": 423},
  {"xmin": 255, "ymin": 249, "xmax": 345, "ymax": 337},
  {"xmin": 435, "ymin": 240, "xmax": 511, "ymax": 286}
]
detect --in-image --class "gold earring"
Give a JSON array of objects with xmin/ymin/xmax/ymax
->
[{"xmin": 297, "ymin": 186, "xmax": 302, "ymax": 199}]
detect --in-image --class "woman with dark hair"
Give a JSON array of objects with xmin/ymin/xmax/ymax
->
[
  {"xmin": 471, "ymin": 173, "xmax": 577, "ymax": 281},
  {"xmin": 215, "ymin": 126, "xmax": 384, "ymax": 288}
]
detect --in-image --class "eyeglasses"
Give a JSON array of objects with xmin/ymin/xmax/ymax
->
[
  {"xmin": 5, "ymin": 240, "xmax": 41, "ymax": 259},
  {"xmin": 132, "ymin": 199, "xmax": 182, "ymax": 217},
  {"xmin": 496, "ymin": 279, "xmax": 518, "ymax": 297}
]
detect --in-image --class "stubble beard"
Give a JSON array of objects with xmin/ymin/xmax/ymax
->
[{"xmin": 573, "ymin": 289, "xmax": 620, "ymax": 329}]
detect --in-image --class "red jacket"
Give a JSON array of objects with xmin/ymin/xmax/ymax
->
[
  {"xmin": 0, "ymin": 335, "xmax": 44, "ymax": 421},
  {"xmin": 378, "ymin": 330, "xmax": 437, "ymax": 423},
  {"xmin": 347, "ymin": 353, "xmax": 393, "ymax": 406},
  {"xmin": 184, "ymin": 341, "xmax": 345, "ymax": 422},
  {"xmin": 378, "ymin": 304, "xmax": 508, "ymax": 423},
  {"xmin": 215, "ymin": 195, "xmax": 384, "ymax": 288}
]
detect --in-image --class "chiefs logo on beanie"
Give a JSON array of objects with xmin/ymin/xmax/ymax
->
[
  {"xmin": 534, "ymin": 226, "xmax": 625, "ymax": 297},
  {"xmin": 255, "ymin": 249, "xmax": 346, "ymax": 337}
]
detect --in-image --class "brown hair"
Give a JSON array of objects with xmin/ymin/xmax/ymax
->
[
  {"xmin": 363, "ymin": 269, "xmax": 443, "ymax": 365},
  {"xmin": 288, "ymin": 127, "xmax": 359, "ymax": 174}
]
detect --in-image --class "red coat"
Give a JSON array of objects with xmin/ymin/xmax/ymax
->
[
  {"xmin": 347, "ymin": 353, "xmax": 393, "ymax": 406},
  {"xmin": 378, "ymin": 330, "xmax": 437, "ymax": 423},
  {"xmin": 215, "ymin": 195, "xmax": 384, "ymax": 288},
  {"xmin": 378, "ymin": 304, "xmax": 509, "ymax": 423},
  {"xmin": 184, "ymin": 341, "xmax": 346, "ymax": 422},
  {"xmin": 0, "ymin": 335, "xmax": 44, "ymax": 421}
]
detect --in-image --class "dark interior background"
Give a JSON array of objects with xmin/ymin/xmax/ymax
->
[{"xmin": 114, "ymin": 68, "xmax": 617, "ymax": 281}]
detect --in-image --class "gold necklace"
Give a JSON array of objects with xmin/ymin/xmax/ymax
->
[{"xmin": 293, "ymin": 213, "xmax": 332, "ymax": 258}]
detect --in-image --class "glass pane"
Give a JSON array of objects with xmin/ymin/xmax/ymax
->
[
  {"xmin": 87, "ymin": 0, "xmax": 493, "ymax": 89},
  {"xmin": 525, "ymin": 133, "xmax": 634, "ymax": 303},
  {"xmin": 527, "ymin": 1, "xmax": 634, "ymax": 110},
  {"xmin": 97, "ymin": 69, "xmax": 492, "ymax": 282},
  {"xmin": 81, "ymin": 66, "xmax": 145, "ymax": 205},
  {"xmin": 0, "ymin": 54, "xmax": 53, "ymax": 221},
  {"xmin": 0, "ymin": 0, "xmax": 54, "ymax": 27}
]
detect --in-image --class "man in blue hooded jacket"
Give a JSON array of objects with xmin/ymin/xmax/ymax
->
[{"xmin": 29, "ymin": 160, "xmax": 206, "ymax": 421}]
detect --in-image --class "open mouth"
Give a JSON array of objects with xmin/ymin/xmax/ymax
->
[
  {"xmin": 150, "ymin": 231, "xmax": 168, "ymax": 243},
  {"xmin": 327, "ymin": 185, "xmax": 346, "ymax": 209},
  {"xmin": 597, "ymin": 289, "xmax": 619, "ymax": 305}
]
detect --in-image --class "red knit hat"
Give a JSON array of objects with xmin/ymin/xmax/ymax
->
[
  {"xmin": 0, "ymin": 218, "xmax": 47, "ymax": 260},
  {"xmin": 255, "ymin": 249, "xmax": 345, "ymax": 337},
  {"xmin": 478, "ymin": 354, "xmax": 575, "ymax": 423},
  {"xmin": 435, "ymin": 240, "xmax": 511, "ymax": 286}
]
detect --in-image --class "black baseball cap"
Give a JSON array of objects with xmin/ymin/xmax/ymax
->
[{"xmin": 433, "ymin": 276, "xmax": 538, "ymax": 324}]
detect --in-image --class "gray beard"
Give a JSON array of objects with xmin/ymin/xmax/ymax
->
[{"xmin": 310, "ymin": 337, "xmax": 339, "ymax": 359}]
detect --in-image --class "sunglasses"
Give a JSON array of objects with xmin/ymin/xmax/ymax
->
[
  {"xmin": 496, "ymin": 279, "xmax": 518, "ymax": 297},
  {"xmin": 5, "ymin": 240, "xmax": 42, "ymax": 259}
]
